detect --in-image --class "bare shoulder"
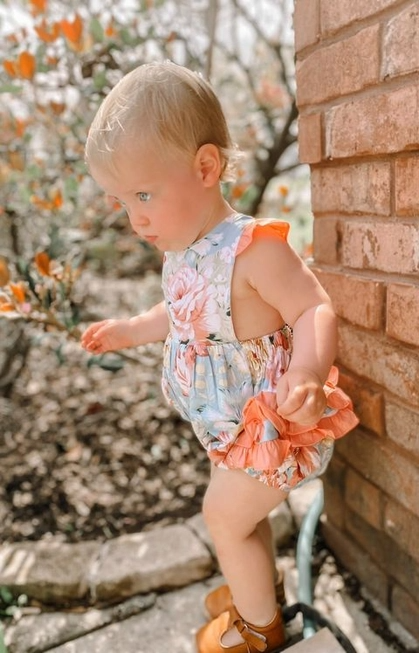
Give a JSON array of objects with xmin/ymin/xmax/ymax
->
[
  {"xmin": 236, "ymin": 232, "xmax": 301, "ymax": 289},
  {"xmin": 234, "ymin": 231, "xmax": 330, "ymax": 327}
]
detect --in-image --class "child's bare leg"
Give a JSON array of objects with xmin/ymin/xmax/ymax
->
[
  {"xmin": 202, "ymin": 466, "xmax": 287, "ymax": 646},
  {"xmin": 255, "ymin": 517, "xmax": 278, "ymax": 580},
  {"xmin": 210, "ymin": 464, "xmax": 277, "ymax": 585}
]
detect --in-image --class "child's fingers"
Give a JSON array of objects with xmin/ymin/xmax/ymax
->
[
  {"xmin": 277, "ymin": 385, "xmax": 307, "ymax": 417},
  {"xmin": 279, "ymin": 390, "xmax": 326, "ymax": 425},
  {"xmin": 80, "ymin": 321, "xmax": 108, "ymax": 349}
]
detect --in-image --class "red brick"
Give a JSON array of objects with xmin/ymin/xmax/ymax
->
[
  {"xmin": 345, "ymin": 468, "xmax": 382, "ymax": 529},
  {"xmin": 296, "ymin": 25, "xmax": 380, "ymax": 106},
  {"xmin": 322, "ymin": 519, "xmax": 388, "ymax": 605},
  {"xmin": 392, "ymin": 584, "xmax": 419, "ymax": 640},
  {"xmin": 313, "ymin": 269, "xmax": 384, "ymax": 330},
  {"xmin": 293, "ymin": 0, "xmax": 320, "ymax": 53},
  {"xmin": 386, "ymin": 282, "xmax": 419, "ymax": 346},
  {"xmin": 384, "ymin": 498, "xmax": 419, "ymax": 564},
  {"xmin": 342, "ymin": 220, "xmax": 419, "ymax": 275},
  {"xmin": 312, "ymin": 217, "xmax": 339, "ymax": 265},
  {"xmin": 395, "ymin": 156, "xmax": 419, "ymax": 216},
  {"xmin": 338, "ymin": 323, "xmax": 419, "ymax": 405},
  {"xmin": 325, "ymin": 86, "xmax": 419, "ymax": 159},
  {"xmin": 338, "ymin": 371, "xmax": 384, "ymax": 435},
  {"xmin": 385, "ymin": 400, "xmax": 419, "ymax": 455},
  {"xmin": 320, "ymin": 0, "xmax": 400, "ymax": 36},
  {"xmin": 297, "ymin": 113, "xmax": 322, "ymax": 163},
  {"xmin": 336, "ymin": 429, "xmax": 419, "ymax": 518},
  {"xmin": 310, "ymin": 162, "xmax": 391, "ymax": 216},
  {"xmin": 323, "ymin": 455, "xmax": 347, "ymax": 529},
  {"xmin": 383, "ymin": 5, "xmax": 419, "ymax": 79},
  {"xmin": 345, "ymin": 510, "xmax": 419, "ymax": 602}
]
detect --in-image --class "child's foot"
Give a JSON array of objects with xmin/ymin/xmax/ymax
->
[
  {"xmin": 196, "ymin": 606, "xmax": 285, "ymax": 652},
  {"xmin": 204, "ymin": 568, "xmax": 286, "ymax": 620}
]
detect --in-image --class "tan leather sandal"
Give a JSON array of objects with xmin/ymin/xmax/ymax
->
[
  {"xmin": 196, "ymin": 605, "xmax": 286, "ymax": 652},
  {"xmin": 205, "ymin": 569, "xmax": 286, "ymax": 620}
]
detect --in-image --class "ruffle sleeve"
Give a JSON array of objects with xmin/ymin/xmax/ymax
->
[
  {"xmin": 207, "ymin": 365, "xmax": 359, "ymax": 472},
  {"xmin": 236, "ymin": 219, "xmax": 290, "ymax": 256}
]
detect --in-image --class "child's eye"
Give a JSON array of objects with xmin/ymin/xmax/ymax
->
[{"xmin": 137, "ymin": 192, "xmax": 151, "ymax": 202}]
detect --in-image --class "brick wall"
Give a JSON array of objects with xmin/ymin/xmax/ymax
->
[{"xmin": 293, "ymin": 0, "xmax": 419, "ymax": 638}]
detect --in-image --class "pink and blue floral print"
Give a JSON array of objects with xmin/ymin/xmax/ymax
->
[{"xmin": 161, "ymin": 214, "xmax": 358, "ymax": 489}]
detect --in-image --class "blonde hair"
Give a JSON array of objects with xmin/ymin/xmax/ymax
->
[{"xmin": 85, "ymin": 61, "xmax": 238, "ymax": 181}]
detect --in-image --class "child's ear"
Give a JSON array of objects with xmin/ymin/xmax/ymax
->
[{"xmin": 194, "ymin": 144, "xmax": 222, "ymax": 186}]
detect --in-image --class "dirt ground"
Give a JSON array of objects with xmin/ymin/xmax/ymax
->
[{"xmin": 1, "ymin": 269, "xmax": 211, "ymax": 544}]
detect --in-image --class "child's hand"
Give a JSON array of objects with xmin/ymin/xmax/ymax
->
[
  {"xmin": 80, "ymin": 318, "xmax": 136, "ymax": 354},
  {"xmin": 276, "ymin": 367, "xmax": 326, "ymax": 425}
]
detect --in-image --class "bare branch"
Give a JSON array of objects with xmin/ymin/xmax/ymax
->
[
  {"xmin": 229, "ymin": 0, "xmax": 295, "ymax": 95},
  {"xmin": 205, "ymin": 0, "xmax": 219, "ymax": 80}
]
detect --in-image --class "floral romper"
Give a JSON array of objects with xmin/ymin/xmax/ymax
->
[{"xmin": 161, "ymin": 214, "xmax": 358, "ymax": 490}]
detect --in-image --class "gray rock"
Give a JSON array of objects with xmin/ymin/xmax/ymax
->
[
  {"xmin": 0, "ymin": 541, "xmax": 100, "ymax": 605},
  {"xmin": 45, "ymin": 578, "xmax": 221, "ymax": 653},
  {"xmin": 4, "ymin": 594, "xmax": 156, "ymax": 653},
  {"xmin": 90, "ymin": 524, "xmax": 214, "ymax": 602}
]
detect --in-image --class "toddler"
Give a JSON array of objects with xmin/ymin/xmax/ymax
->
[{"xmin": 81, "ymin": 61, "xmax": 358, "ymax": 653}]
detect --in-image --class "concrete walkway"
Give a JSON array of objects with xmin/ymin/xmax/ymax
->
[{"xmin": 1, "ymin": 481, "xmax": 417, "ymax": 653}]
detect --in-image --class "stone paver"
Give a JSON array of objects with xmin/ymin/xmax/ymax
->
[
  {"xmin": 90, "ymin": 523, "xmax": 213, "ymax": 602},
  {"xmin": 4, "ymin": 594, "xmax": 156, "ymax": 653},
  {"xmin": 45, "ymin": 578, "xmax": 220, "ymax": 653},
  {"xmin": 285, "ymin": 628, "xmax": 345, "ymax": 652},
  {"xmin": 0, "ymin": 541, "xmax": 99, "ymax": 604}
]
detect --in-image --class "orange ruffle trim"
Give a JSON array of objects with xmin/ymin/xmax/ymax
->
[
  {"xmin": 236, "ymin": 220, "xmax": 290, "ymax": 256},
  {"xmin": 208, "ymin": 366, "xmax": 359, "ymax": 472}
]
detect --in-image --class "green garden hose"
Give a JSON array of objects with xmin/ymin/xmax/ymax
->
[{"xmin": 295, "ymin": 484, "xmax": 325, "ymax": 639}]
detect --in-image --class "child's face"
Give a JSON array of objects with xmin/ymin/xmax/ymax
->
[{"xmin": 90, "ymin": 144, "xmax": 217, "ymax": 252}]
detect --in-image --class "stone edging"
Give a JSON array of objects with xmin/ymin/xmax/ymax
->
[{"xmin": 0, "ymin": 503, "xmax": 296, "ymax": 608}]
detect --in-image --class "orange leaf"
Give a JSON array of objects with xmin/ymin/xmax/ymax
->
[
  {"xmin": 9, "ymin": 282, "xmax": 26, "ymax": 303},
  {"xmin": 231, "ymin": 184, "xmax": 247, "ymax": 199},
  {"xmin": 35, "ymin": 19, "xmax": 60, "ymax": 42},
  {"xmin": 29, "ymin": 0, "xmax": 47, "ymax": 15},
  {"xmin": 0, "ymin": 303, "xmax": 15, "ymax": 312},
  {"xmin": 0, "ymin": 257, "xmax": 10, "ymax": 287},
  {"xmin": 105, "ymin": 22, "xmax": 116, "ymax": 38},
  {"xmin": 60, "ymin": 14, "xmax": 83, "ymax": 43},
  {"xmin": 35, "ymin": 251, "xmax": 51, "ymax": 276},
  {"xmin": 303, "ymin": 243, "xmax": 314, "ymax": 259},
  {"xmin": 18, "ymin": 51, "xmax": 36, "ymax": 80},
  {"xmin": 49, "ymin": 101, "xmax": 66, "ymax": 115},
  {"xmin": 8, "ymin": 151, "xmax": 25, "ymax": 171},
  {"xmin": 15, "ymin": 118, "xmax": 28, "ymax": 138},
  {"xmin": 51, "ymin": 189, "xmax": 63, "ymax": 208},
  {"xmin": 3, "ymin": 60, "xmax": 17, "ymax": 77},
  {"xmin": 31, "ymin": 195, "xmax": 51, "ymax": 209},
  {"xmin": 106, "ymin": 195, "xmax": 122, "ymax": 211},
  {"xmin": 278, "ymin": 185, "xmax": 289, "ymax": 197},
  {"xmin": 6, "ymin": 34, "xmax": 19, "ymax": 45},
  {"xmin": 46, "ymin": 55, "xmax": 59, "ymax": 66}
]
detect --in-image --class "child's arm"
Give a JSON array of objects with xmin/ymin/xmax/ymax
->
[
  {"xmin": 245, "ymin": 236, "xmax": 337, "ymax": 425},
  {"xmin": 275, "ymin": 302, "xmax": 337, "ymax": 425},
  {"xmin": 81, "ymin": 300, "xmax": 169, "ymax": 354}
]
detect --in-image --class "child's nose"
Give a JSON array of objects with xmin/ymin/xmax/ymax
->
[{"xmin": 128, "ymin": 207, "xmax": 150, "ymax": 228}]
